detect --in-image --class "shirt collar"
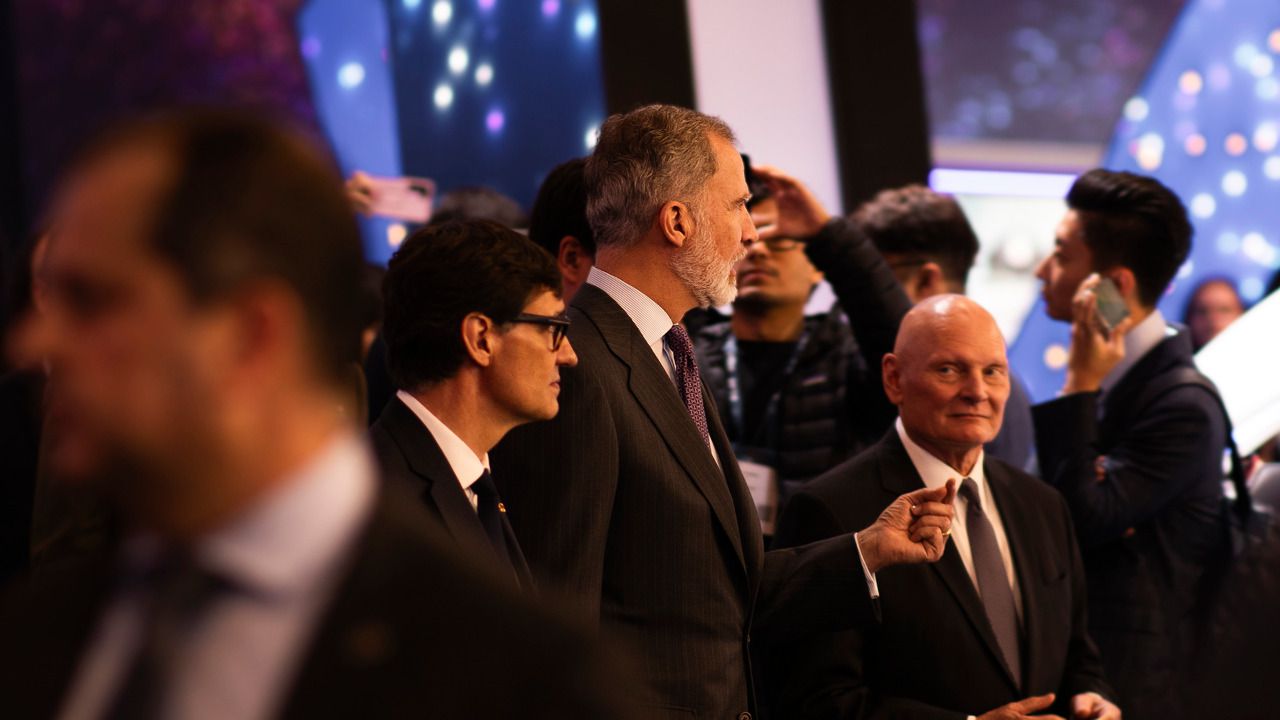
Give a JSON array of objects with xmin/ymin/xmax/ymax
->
[
  {"xmin": 1100, "ymin": 309, "xmax": 1171, "ymax": 394},
  {"xmin": 395, "ymin": 390, "xmax": 490, "ymax": 491},
  {"xmin": 587, "ymin": 266, "xmax": 677, "ymax": 346},
  {"xmin": 120, "ymin": 430, "xmax": 378, "ymax": 601},
  {"xmin": 895, "ymin": 417, "xmax": 987, "ymax": 493}
]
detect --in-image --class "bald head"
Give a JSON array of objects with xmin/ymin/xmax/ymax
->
[
  {"xmin": 894, "ymin": 295, "xmax": 1004, "ymax": 361},
  {"xmin": 884, "ymin": 294, "xmax": 1010, "ymax": 470}
]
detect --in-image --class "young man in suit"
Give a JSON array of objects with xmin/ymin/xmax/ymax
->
[
  {"xmin": 1032, "ymin": 169, "xmax": 1228, "ymax": 719},
  {"xmin": 0, "ymin": 111, "xmax": 626, "ymax": 719},
  {"xmin": 372, "ymin": 219, "xmax": 579, "ymax": 590},
  {"xmin": 492, "ymin": 104, "xmax": 958, "ymax": 720},
  {"xmin": 773, "ymin": 295, "xmax": 1119, "ymax": 720}
]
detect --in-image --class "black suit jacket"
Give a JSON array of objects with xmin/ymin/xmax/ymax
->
[
  {"xmin": 771, "ymin": 432, "xmax": 1111, "ymax": 719},
  {"xmin": 1033, "ymin": 329, "xmax": 1227, "ymax": 719},
  {"xmin": 491, "ymin": 283, "xmax": 876, "ymax": 719},
  {"xmin": 370, "ymin": 395, "xmax": 533, "ymax": 590},
  {"xmin": 0, "ymin": 483, "xmax": 629, "ymax": 719}
]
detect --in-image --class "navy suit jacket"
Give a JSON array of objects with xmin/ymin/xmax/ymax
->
[
  {"xmin": 370, "ymin": 396, "xmax": 533, "ymax": 591},
  {"xmin": 1033, "ymin": 328, "xmax": 1227, "ymax": 719},
  {"xmin": 771, "ymin": 431, "xmax": 1111, "ymax": 719}
]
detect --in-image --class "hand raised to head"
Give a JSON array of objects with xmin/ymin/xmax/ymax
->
[
  {"xmin": 749, "ymin": 164, "xmax": 832, "ymax": 241},
  {"xmin": 856, "ymin": 479, "xmax": 956, "ymax": 573}
]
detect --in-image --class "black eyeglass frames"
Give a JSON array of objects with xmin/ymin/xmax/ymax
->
[{"xmin": 509, "ymin": 313, "xmax": 571, "ymax": 351}]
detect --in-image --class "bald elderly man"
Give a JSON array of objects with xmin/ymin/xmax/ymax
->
[{"xmin": 770, "ymin": 296, "xmax": 1118, "ymax": 720}]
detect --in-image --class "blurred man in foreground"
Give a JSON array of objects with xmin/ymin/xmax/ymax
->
[
  {"xmin": 774, "ymin": 296, "xmax": 1118, "ymax": 720},
  {"xmin": 0, "ymin": 110, "xmax": 625, "ymax": 719}
]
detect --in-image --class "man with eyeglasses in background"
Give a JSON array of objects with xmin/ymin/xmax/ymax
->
[
  {"xmin": 694, "ymin": 165, "xmax": 912, "ymax": 538},
  {"xmin": 371, "ymin": 219, "xmax": 577, "ymax": 590}
]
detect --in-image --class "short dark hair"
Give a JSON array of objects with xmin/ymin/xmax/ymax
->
[
  {"xmin": 382, "ymin": 219, "xmax": 561, "ymax": 389},
  {"xmin": 1066, "ymin": 169, "xmax": 1192, "ymax": 307},
  {"xmin": 428, "ymin": 186, "xmax": 528, "ymax": 229},
  {"xmin": 75, "ymin": 110, "xmax": 365, "ymax": 386},
  {"xmin": 852, "ymin": 185, "xmax": 980, "ymax": 289},
  {"xmin": 528, "ymin": 157, "xmax": 595, "ymax": 259}
]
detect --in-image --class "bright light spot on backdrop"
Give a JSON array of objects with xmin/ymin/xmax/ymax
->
[{"xmin": 300, "ymin": 0, "xmax": 606, "ymax": 263}]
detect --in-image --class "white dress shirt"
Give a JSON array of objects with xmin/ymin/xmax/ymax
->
[
  {"xmin": 59, "ymin": 431, "xmax": 377, "ymax": 720},
  {"xmin": 587, "ymin": 266, "xmax": 720, "ymax": 465},
  {"xmin": 1099, "ymin": 309, "xmax": 1173, "ymax": 398},
  {"xmin": 896, "ymin": 418, "xmax": 1022, "ymax": 620},
  {"xmin": 397, "ymin": 390, "xmax": 489, "ymax": 511}
]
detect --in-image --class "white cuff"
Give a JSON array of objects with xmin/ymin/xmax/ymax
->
[{"xmin": 853, "ymin": 532, "xmax": 880, "ymax": 600}]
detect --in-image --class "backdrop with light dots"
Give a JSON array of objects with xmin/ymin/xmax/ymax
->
[
  {"xmin": 1008, "ymin": 0, "xmax": 1280, "ymax": 402},
  {"xmin": 298, "ymin": 0, "xmax": 606, "ymax": 264}
]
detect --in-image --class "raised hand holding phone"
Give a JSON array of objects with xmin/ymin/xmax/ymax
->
[{"xmin": 1062, "ymin": 273, "xmax": 1138, "ymax": 394}]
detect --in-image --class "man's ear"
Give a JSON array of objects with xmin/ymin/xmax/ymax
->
[
  {"xmin": 882, "ymin": 353, "xmax": 904, "ymax": 406},
  {"xmin": 460, "ymin": 312, "xmax": 498, "ymax": 368},
  {"xmin": 558, "ymin": 236, "xmax": 593, "ymax": 284},
  {"xmin": 915, "ymin": 262, "xmax": 947, "ymax": 300},
  {"xmin": 658, "ymin": 201, "xmax": 694, "ymax": 249},
  {"xmin": 1107, "ymin": 266, "xmax": 1143, "ymax": 307}
]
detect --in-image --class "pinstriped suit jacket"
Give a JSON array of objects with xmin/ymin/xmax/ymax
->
[{"xmin": 492, "ymin": 284, "xmax": 876, "ymax": 720}]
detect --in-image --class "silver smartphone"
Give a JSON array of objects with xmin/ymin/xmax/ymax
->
[{"xmin": 1091, "ymin": 277, "xmax": 1130, "ymax": 336}]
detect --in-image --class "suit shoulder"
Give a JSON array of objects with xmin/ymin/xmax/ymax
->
[{"xmin": 796, "ymin": 449, "xmax": 883, "ymax": 506}]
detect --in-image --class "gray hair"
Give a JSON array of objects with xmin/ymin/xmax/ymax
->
[{"xmin": 584, "ymin": 104, "xmax": 736, "ymax": 248}]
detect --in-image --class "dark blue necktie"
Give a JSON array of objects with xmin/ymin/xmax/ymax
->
[{"xmin": 472, "ymin": 470, "xmax": 514, "ymax": 571}]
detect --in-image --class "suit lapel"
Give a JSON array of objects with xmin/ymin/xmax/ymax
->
[
  {"xmin": 877, "ymin": 433, "xmax": 1021, "ymax": 693},
  {"xmin": 706, "ymin": 379, "xmax": 762, "ymax": 582},
  {"xmin": 574, "ymin": 285, "xmax": 746, "ymax": 572},
  {"xmin": 376, "ymin": 398, "xmax": 504, "ymax": 570}
]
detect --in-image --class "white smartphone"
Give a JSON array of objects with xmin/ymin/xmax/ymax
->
[
  {"xmin": 1091, "ymin": 277, "xmax": 1130, "ymax": 336},
  {"xmin": 364, "ymin": 175, "xmax": 436, "ymax": 224}
]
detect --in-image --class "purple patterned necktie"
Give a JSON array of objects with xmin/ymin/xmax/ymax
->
[{"xmin": 664, "ymin": 324, "xmax": 711, "ymax": 446}]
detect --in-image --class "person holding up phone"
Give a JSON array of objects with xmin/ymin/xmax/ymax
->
[{"xmin": 1031, "ymin": 169, "xmax": 1229, "ymax": 720}]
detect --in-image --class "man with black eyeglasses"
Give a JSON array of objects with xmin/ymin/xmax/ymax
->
[
  {"xmin": 372, "ymin": 219, "xmax": 577, "ymax": 590},
  {"xmin": 694, "ymin": 165, "xmax": 912, "ymax": 538}
]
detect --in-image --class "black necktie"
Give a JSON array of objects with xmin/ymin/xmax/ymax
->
[
  {"xmin": 960, "ymin": 477, "xmax": 1022, "ymax": 687},
  {"xmin": 105, "ymin": 551, "xmax": 226, "ymax": 720},
  {"xmin": 472, "ymin": 470, "xmax": 514, "ymax": 571},
  {"xmin": 663, "ymin": 324, "xmax": 711, "ymax": 446}
]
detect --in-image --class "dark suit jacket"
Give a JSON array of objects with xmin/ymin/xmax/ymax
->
[
  {"xmin": 1033, "ymin": 329, "xmax": 1227, "ymax": 719},
  {"xmin": 491, "ymin": 283, "xmax": 876, "ymax": 720},
  {"xmin": 771, "ymin": 431, "xmax": 1111, "ymax": 719},
  {"xmin": 0, "ymin": 484, "xmax": 630, "ymax": 719},
  {"xmin": 370, "ymin": 395, "xmax": 533, "ymax": 590}
]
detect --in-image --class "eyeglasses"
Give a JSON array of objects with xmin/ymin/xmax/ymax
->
[
  {"xmin": 748, "ymin": 236, "xmax": 803, "ymax": 252},
  {"xmin": 509, "ymin": 312, "xmax": 571, "ymax": 351}
]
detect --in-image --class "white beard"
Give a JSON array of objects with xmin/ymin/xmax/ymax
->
[{"xmin": 669, "ymin": 220, "xmax": 744, "ymax": 309}]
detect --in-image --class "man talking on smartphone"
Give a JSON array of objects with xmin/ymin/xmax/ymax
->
[{"xmin": 1032, "ymin": 169, "xmax": 1228, "ymax": 720}]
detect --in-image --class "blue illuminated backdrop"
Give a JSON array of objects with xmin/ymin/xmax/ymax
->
[
  {"xmin": 1007, "ymin": 0, "xmax": 1280, "ymax": 401},
  {"xmin": 298, "ymin": 0, "xmax": 606, "ymax": 263}
]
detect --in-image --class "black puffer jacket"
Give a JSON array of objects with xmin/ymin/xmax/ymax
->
[{"xmin": 694, "ymin": 218, "xmax": 910, "ymax": 500}]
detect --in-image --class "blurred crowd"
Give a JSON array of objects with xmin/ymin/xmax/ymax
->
[{"xmin": 1, "ymin": 104, "xmax": 1278, "ymax": 720}]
